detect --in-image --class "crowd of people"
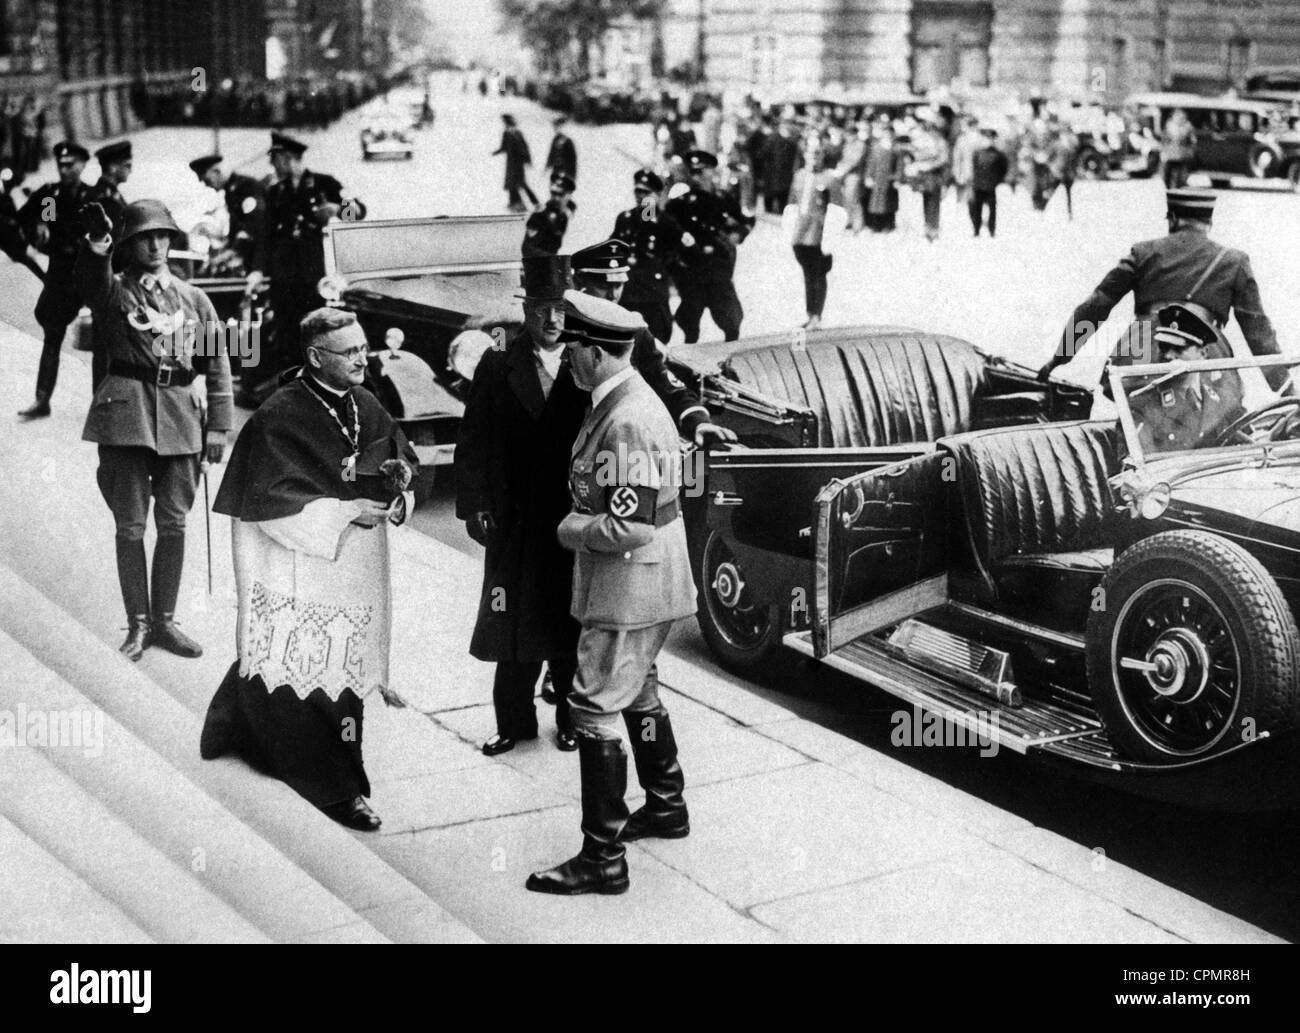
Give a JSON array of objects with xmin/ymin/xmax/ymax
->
[
  {"xmin": 132, "ymin": 71, "xmax": 400, "ymax": 129},
  {"xmin": 0, "ymin": 94, "xmax": 50, "ymax": 177}
]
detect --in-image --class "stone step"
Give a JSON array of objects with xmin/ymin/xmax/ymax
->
[
  {"xmin": 0, "ymin": 564, "xmax": 481, "ymax": 944},
  {"xmin": 0, "ymin": 812, "xmax": 154, "ymax": 944},
  {"xmin": 0, "ymin": 627, "xmax": 385, "ymax": 942}
]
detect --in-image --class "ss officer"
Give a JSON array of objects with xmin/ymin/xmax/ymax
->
[
  {"xmin": 77, "ymin": 200, "xmax": 232, "ymax": 660},
  {"xmin": 664, "ymin": 149, "xmax": 753, "ymax": 343},
  {"xmin": 526, "ymin": 292, "xmax": 697, "ymax": 897},
  {"xmin": 522, "ymin": 171, "xmax": 576, "ymax": 258},
  {"xmin": 188, "ymin": 153, "xmax": 266, "ymax": 271},
  {"xmin": 16, "ymin": 141, "xmax": 93, "ymax": 420},
  {"xmin": 611, "ymin": 168, "xmax": 684, "ymax": 343},
  {"xmin": 87, "ymin": 140, "xmax": 134, "ymax": 387},
  {"xmin": 1040, "ymin": 188, "xmax": 1284, "ymax": 389},
  {"xmin": 246, "ymin": 132, "xmax": 359, "ymax": 404}
]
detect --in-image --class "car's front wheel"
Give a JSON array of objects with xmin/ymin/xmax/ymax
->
[
  {"xmin": 695, "ymin": 528, "xmax": 782, "ymax": 673},
  {"xmin": 1086, "ymin": 530, "xmax": 1300, "ymax": 763}
]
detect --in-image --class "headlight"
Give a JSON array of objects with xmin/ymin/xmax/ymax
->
[
  {"xmin": 448, "ymin": 330, "xmax": 495, "ymax": 382},
  {"xmin": 317, "ymin": 273, "xmax": 349, "ymax": 303},
  {"xmin": 1139, "ymin": 481, "xmax": 1171, "ymax": 520}
]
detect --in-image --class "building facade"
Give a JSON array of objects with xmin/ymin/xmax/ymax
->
[
  {"xmin": 668, "ymin": 1, "xmax": 1300, "ymax": 105},
  {"xmin": 1, "ymin": 0, "xmax": 265, "ymax": 145}
]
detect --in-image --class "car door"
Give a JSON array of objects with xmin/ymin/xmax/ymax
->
[
  {"xmin": 1192, "ymin": 107, "xmax": 1231, "ymax": 172},
  {"xmin": 695, "ymin": 444, "xmax": 931, "ymax": 628}
]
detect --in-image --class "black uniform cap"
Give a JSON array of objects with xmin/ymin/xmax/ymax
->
[
  {"xmin": 550, "ymin": 171, "xmax": 576, "ymax": 193},
  {"xmin": 1166, "ymin": 188, "xmax": 1216, "ymax": 221},
  {"xmin": 571, "ymin": 239, "xmax": 630, "ymax": 283},
  {"xmin": 1153, "ymin": 303, "xmax": 1218, "ymax": 351},
  {"xmin": 633, "ymin": 168, "xmax": 664, "ymax": 192},
  {"xmin": 95, "ymin": 140, "xmax": 132, "ymax": 165},
  {"xmin": 684, "ymin": 149, "xmax": 719, "ymax": 172},
  {"xmin": 269, "ymin": 131, "xmax": 307, "ymax": 157},
  {"xmin": 189, "ymin": 154, "xmax": 223, "ymax": 178},
  {"xmin": 53, "ymin": 141, "xmax": 90, "ymax": 163}
]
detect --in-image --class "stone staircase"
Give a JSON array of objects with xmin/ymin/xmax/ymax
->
[{"xmin": 0, "ymin": 563, "xmax": 481, "ymax": 944}]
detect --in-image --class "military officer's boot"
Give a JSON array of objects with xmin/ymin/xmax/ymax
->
[
  {"xmin": 116, "ymin": 538, "xmax": 151, "ymax": 661},
  {"xmin": 622, "ymin": 707, "xmax": 689, "ymax": 840},
  {"xmin": 149, "ymin": 534, "xmax": 203, "ymax": 658},
  {"xmin": 17, "ymin": 390, "xmax": 52, "ymax": 420},
  {"xmin": 526, "ymin": 737, "xmax": 630, "ymax": 895}
]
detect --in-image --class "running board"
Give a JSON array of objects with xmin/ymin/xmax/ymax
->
[{"xmin": 784, "ymin": 629, "xmax": 1100, "ymax": 755}]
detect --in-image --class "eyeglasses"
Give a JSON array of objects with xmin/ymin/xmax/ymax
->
[{"xmin": 313, "ymin": 345, "xmax": 370, "ymax": 361}]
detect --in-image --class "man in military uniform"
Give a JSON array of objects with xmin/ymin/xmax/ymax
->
[
  {"xmin": 189, "ymin": 153, "xmax": 266, "ymax": 271},
  {"xmin": 611, "ymin": 168, "xmax": 683, "ymax": 343},
  {"xmin": 76, "ymin": 199, "xmax": 232, "ymax": 660},
  {"xmin": 89, "ymin": 140, "xmax": 132, "ymax": 233},
  {"xmin": 571, "ymin": 237, "xmax": 737, "ymax": 448},
  {"xmin": 246, "ymin": 131, "xmax": 355, "ymax": 405},
  {"xmin": 1039, "ymin": 188, "xmax": 1284, "ymax": 390},
  {"xmin": 1128, "ymin": 303, "xmax": 1244, "ymax": 455},
  {"xmin": 522, "ymin": 171, "xmax": 575, "ymax": 258},
  {"xmin": 456, "ymin": 255, "xmax": 585, "ymax": 756},
  {"xmin": 526, "ymin": 292, "xmax": 697, "ymax": 897},
  {"xmin": 16, "ymin": 141, "xmax": 93, "ymax": 419},
  {"xmin": 664, "ymin": 149, "xmax": 753, "ymax": 343},
  {"xmin": 545, "ymin": 115, "xmax": 577, "ymax": 183}
]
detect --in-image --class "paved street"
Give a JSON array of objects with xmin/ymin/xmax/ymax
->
[{"xmin": 3, "ymin": 75, "xmax": 1300, "ymax": 942}]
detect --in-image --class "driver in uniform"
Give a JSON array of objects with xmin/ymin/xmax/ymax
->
[{"xmin": 1130, "ymin": 303, "xmax": 1243, "ymax": 455}]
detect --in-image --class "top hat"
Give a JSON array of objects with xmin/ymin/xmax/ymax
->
[
  {"xmin": 189, "ymin": 154, "xmax": 223, "ymax": 178},
  {"xmin": 269, "ymin": 131, "xmax": 307, "ymax": 157},
  {"xmin": 119, "ymin": 199, "xmax": 182, "ymax": 244},
  {"xmin": 520, "ymin": 254, "xmax": 573, "ymax": 301},
  {"xmin": 559, "ymin": 289, "xmax": 644, "ymax": 350},
  {"xmin": 95, "ymin": 140, "xmax": 132, "ymax": 165},
  {"xmin": 1166, "ymin": 188, "xmax": 1216, "ymax": 221}
]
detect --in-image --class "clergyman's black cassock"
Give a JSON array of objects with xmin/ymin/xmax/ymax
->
[{"xmin": 199, "ymin": 371, "xmax": 416, "ymax": 810}]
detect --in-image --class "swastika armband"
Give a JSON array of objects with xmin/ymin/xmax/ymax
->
[{"xmin": 607, "ymin": 484, "xmax": 657, "ymax": 523}]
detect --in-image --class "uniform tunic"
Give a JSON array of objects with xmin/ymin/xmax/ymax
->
[
  {"xmin": 612, "ymin": 200, "xmax": 684, "ymax": 343},
  {"xmin": 664, "ymin": 185, "xmax": 752, "ymax": 342}
]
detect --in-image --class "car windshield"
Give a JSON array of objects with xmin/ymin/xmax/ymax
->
[{"xmin": 1113, "ymin": 355, "xmax": 1300, "ymax": 464}]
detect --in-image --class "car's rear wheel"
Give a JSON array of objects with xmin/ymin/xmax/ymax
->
[
  {"xmin": 1249, "ymin": 145, "xmax": 1277, "ymax": 179},
  {"xmin": 695, "ymin": 528, "xmax": 782, "ymax": 672},
  {"xmin": 1086, "ymin": 530, "xmax": 1300, "ymax": 763},
  {"xmin": 1077, "ymin": 148, "xmax": 1106, "ymax": 179}
]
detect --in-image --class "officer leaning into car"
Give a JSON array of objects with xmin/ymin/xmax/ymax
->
[
  {"xmin": 526, "ymin": 291, "xmax": 697, "ymax": 897},
  {"xmin": 246, "ymin": 131, "xmax": 358, "ymax": 405},
  {"xmin": 1127, "ymin": 302, "xmax": 1244, "ymax": 456},
  {"xmin": 664, "ymin": 149, "xmax": 754, "ymax": 343},
  {"xmin": 611, "ymin": 168, "xmax": 684, "ymax": 344},
  {"xmin": 16, "ymin": 141, "xmax": 93, "ymax": 420},
  {"xmin": 1039, "ymin": 187, "xmax": 1285, "ymax": 391},
  {"xmin": 76, "ymin": 199, "xmax": 231, "ymax": 661},
  {"xmin": 522, "ymin": 171, "xmax": 576, "ymax": 258},
  {"xmin": 188, "ymin": 153, "xmax": 266, "ymax": 271}
]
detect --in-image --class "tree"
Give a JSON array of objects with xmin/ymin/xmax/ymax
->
[{"xmin": 497, "ymin": 0, "xmax": 666, "ymax": 79}]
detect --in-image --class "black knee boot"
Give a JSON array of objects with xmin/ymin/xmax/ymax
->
[
  {"xmin": 150, "ymin": 534, "xmax": 202, "ymax": 658},
  {"xmin": 115, "ymin": 538, "xmax": 151, "ymax": 661},
  {"xmin": 526, "ymin": 737, "xmax": 630, "ymax": 895},
  {"xmin": 622, "ymin": 707, "xmax": 689, "ymax": 840}
]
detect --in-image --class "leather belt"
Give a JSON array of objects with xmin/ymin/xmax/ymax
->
[
  {"xmin": 109, "ymin": 360, "xmax": 196, "ymax": 387},
  {"xmin": 654, "ymin": 497, "xmax": 681, "ymax": 528}
]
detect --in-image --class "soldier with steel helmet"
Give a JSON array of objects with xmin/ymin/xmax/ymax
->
[{"xmin": 76, "ymin": 198, "xmax": 232, "ymax": 661}]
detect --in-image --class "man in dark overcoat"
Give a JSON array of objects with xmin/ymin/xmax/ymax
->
[
  {"xmin": 494, "ymin": 113, "xmax": 538, "ymax": 212},
  {"xmin": 455, "ymin": 255, "xmax": 586, "ymax": 754}
]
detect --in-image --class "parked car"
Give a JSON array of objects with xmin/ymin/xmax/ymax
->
[
  {"xmin": 732, "ymin": 352, "xmax": 1300, "ymax": 804},
  {"xmin": 361, "ymin": 117, "xmax": 415, "ymax": 160},
  {"xmin": 1123, "ymin": 91, "xmax": 1300, "ymax": 189},
  {"xmin": 672, "ymin": 329, "xmax": 1092, "ymax": 670}
]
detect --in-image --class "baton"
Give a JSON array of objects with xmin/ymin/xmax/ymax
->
[{"xmin": 200, "ymin": 409, "xmax": 213, "ymax": 595}]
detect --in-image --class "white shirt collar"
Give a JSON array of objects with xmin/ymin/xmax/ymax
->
[
  {"xmin": 591, "ymin": 365, "xmax": 636, "ymax": 410},
  {"xmin": 534, "ymin": 344, "xmax": 564, "ymax": 379}
]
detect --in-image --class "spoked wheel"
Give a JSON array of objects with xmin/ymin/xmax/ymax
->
[
  {"xmin": 696, "ymin": 529, "xmax": 781, "ymax": 672},
  {"xmin": 1087, "ymin": 531, "xmax": 1300, "ymax": 762}
]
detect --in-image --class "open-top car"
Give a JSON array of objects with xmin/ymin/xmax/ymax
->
[
  {"xmin": 675, "ymin": 329, "xmax": 1092, "ymax": 669},
  {"xmin": 361, "ymin": 117, "xmax": 415, "ymax": 160},
  {"xmin": 772, "ymin": 354, "xmax": 1300, "ymax": 801}
]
